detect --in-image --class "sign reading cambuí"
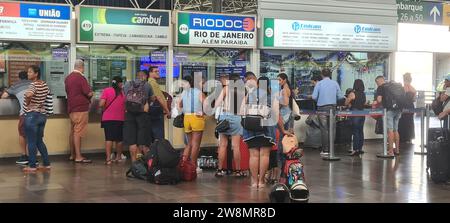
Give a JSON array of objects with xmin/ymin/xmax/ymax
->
[
  {"xmin": 0, "ymin": 2, "xmax": 71, "ymax": 42},
  {"xmin": 77, "ymin": 6, "xmax": 170, "ymax": 45},
  {"xmin": 176, "ymin": 12, "xmax": 256, "ymax": 48}
]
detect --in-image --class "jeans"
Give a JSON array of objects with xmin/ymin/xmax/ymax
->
[
  {"xmin": 24, "ymin": 112, "xmax": 50, "ymax": 168},
  {"xmin": 317, "ymin": 105, "xmax": 336, "ymax": 152},
  {"xmin": 150, "ymin": 114, "xmax": 165, "ymax": 142},
  {"xmin": 386, "ymin": 109, "xmax": 402, "ymax": 132},
  {"xmin": 351, "ymin": 116, "xmax": 365, "ymax": 152}
]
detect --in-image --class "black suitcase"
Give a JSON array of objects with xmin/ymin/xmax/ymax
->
[
  {"xmin": 427, "ymin": 119, "xmax": 450, "ymax": 184},
  {"xmin": 335, "ymin": 119, "xmax": 352, "ymax": 145}
]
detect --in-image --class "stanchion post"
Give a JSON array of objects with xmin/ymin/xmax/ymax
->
[
  {"xmin": 415, "ymin": 107, "xmax": 427, "ymax": 155},
  {"xmin": 323, "ymin": 108, "xmax": 340, "ymax": 161},
  {"xmin": 377, "ymin": 108, "xmax": 394, "ymax": 159}
]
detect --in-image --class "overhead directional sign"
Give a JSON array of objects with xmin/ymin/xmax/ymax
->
[
  {"xmin": 443, "ymin": 4, "xmax": 450, "ymax": 26},
  {"xmin": 396, "ymin": 0, "xmax": 446, "ymax": 25}
]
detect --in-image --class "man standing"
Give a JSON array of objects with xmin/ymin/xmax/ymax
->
[
  {"xmin": 147, "ymin": 66, "xmax": 170, "ymax": 142},
  {"xmin": 374, "ymin": 75, "xmax": 401, "ymax": 156},
  {"xmin": 65, "ymin": 59, "xmax": 93, "ymax": 163},
  {"xmin": 1, "ymin": 71, "xmax": 32, "ymax": 164},
  {"xmin": 312, "ymin": 68, "xmax": 344, "ymax": 156},
  {"xmin": 123, "ymin": 70, "xmax": 154, "ymax": 161}
]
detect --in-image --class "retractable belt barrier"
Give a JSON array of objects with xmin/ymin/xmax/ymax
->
[{"xmin": 297, "ymin": 107, "xmax": 428, "ymax": 160}]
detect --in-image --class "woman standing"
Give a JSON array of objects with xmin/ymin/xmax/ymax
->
[
  {"xmin": 178, "ymin": 75, "xmax": 206, "ymax": 173},
  {"xmin": 345, "ymin": 79, "xmax": 366, "ymax": 156},
  {"xmin": 214, "ymin": 74, "xmax": 245, "ymax": 177},
  {"xmin": 23, "ymin": 65, "xmax": 51, "ymax": 172},
  {"xmin": 99, "ymin": 76, "xmax": 125, "ymax": 165},
  {"xmin": 242, "ymin": 72, "xmax": 277, "ymax": 189},
  {"xmin": 277, "ymin": 73, "xmax": 294, "ymax": 170},
  {"xmin": 398, "ymin": 73, "xmax": 416, "ymax": 144}
]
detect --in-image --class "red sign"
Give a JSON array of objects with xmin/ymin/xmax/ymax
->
[{"xmin": 0, "ymin": 2, "xmax": 20, "ymax": 17}]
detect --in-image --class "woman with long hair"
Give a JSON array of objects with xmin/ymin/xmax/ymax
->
[
  {"xmin": 398, "ymin": 73, "xmax": 416, "ymax": 145},
  {"xmin": 178, "ymin": 74, "xmax": 206, "ymax": 174},
  {"xmin": 345, "ymin": 79, "xmax": 366, "ymax": 156},
  {"xmin": 277, "ymin": 73, "xmax": 294, "ymax": 171},
  {"xmin": 23, "ymin": 65, "xmax": 51, "ymax": 172},
  {"xmin": 99, "ymin": 76, "xmax": 125, "ymax": 164}
]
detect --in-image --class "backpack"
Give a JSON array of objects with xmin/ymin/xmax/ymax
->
[
  {"xmin": 280, "ymin": 147, "xmax": 309, "ymax": 203},
  {"xmin": 431, "ymin": 93, "xmax": 449, "ymax": 115},
  {"xmin": 178, "ymin": 158, "xmax": 197, "ymax": 181},
  {"xmin": 382, "ymin": 82, "xmax": 408, "ymax": 109},
  {"xmin": 126, "ymin": 81, "xmax": 146, "ymax": 113},
  {"xmin": 126, "ymin": 158, "xmax": 149, "ymax": 180},
  {"xmin": 147, "ymin": 139, "xmax": 181, "ymax": 185}
]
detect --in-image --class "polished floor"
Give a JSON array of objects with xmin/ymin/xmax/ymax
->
[{"xmin": 1, "ymin": 140, "xmax": 450, "ymax": 203}]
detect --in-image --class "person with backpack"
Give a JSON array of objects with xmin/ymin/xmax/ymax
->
[
  {"xmin": 345, "ymin": 79, "xmax": 366, "ymax": 156},
  {"xmin": 374, "ymin": 76, "xmax": 402, "ymax": 156},
  {"xmin": 1, "ymin": 71, "xmax": 32, "ymax": 165},
  {"xmin": 22, "ymin": 65, "xmax": 51, "ymax": 172},
  {"xmin": 123, "ymin": 70, "xmax": 154, "ymax": 162},
  {"xmin": 99, "ymin": 76, "xmax": 125, "ymax": 165},
  {"xmin": 147, "ymin": 66, "xmax": 170, "ymax": 142},
  {"xmin": 438, "ymin": 87, "xmax": 450, "ymax": 128}
]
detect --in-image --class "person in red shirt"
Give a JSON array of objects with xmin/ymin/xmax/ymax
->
[{"xmin": 65, "ymin": 59, "xmax": 93, "ymax": 163}]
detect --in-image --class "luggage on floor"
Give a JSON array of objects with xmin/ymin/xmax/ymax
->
[
  {"xmin": 221, "ymin": 136, "xmax": 251, "ymax": 171},
  {"xmin": 126, "ymin": 158, "xmax": 149, "ymax": 180},
  {"xmin": 335, "ymin": 119, "xmax": 352, "ymax": 145},
  {"xmin": 178, "ymin": 158, "xmax": 197, "ymax": 181},
  {"xmin": 427, "ymin": 120, "xmax": 450, "ymax": 184},
  {"xmin": 304, "ymin": 115, "xmax": 322, "ymax": 149},
  {"xmin": 147, "ymin": 139, "xmax": 181, "ymax": 185},
  {"xmin": 269, "ymin": 183, "xmax": 291, "ymax": 203}
]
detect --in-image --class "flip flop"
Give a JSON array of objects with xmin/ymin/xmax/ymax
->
[{"xmin": 75, "ymin": 159, "xmax": 92, "ymax": 163}]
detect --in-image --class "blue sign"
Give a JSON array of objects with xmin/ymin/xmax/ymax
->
[
  {"xmin": 215, "ymin": 66, "xmax": 246, "ymax": 79},
  {"xmin": 424, "ymin": 2, "xmax": 443, "ymax": 25},
  {"xmin": 20, "ymin": 3, "xmax": 71, "ymax": 20},
  {"xmin": 189, "ymin": 14, "xmax": 255, "ymax": 32}
]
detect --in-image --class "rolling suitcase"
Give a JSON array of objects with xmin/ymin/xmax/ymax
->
[{"xmin": 427, "ymin": 117, "xmax": 450, "ymax": 184}]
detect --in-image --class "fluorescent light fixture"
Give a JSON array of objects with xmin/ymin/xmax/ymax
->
[
  {"xmin": 76, "ymin": 44, "xmax": 89, "ymax": 48},
  {"xmin": 137, "ymin": 46, "xmax": 158, "ymax": 50}
]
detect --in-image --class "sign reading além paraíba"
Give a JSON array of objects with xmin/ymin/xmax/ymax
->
[
  {"xmin": 77, "ymin": 6, "xmax": 170, "ymax": 45},
  {"xmin": 176, "ymin": 12, "xmax": 256, "ymax": 48},
  {"xmin": 0, "ymin": 2, "xmax": 71, "ymax": 42}
]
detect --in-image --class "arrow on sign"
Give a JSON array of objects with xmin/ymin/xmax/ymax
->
[{"xmin": 430, "ymin": 6, "xmax": 441, "ymax": 23}]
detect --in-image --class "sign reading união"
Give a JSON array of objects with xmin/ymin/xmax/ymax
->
[
  {"xmin": 176, "ymin": 12, "xmax": 256, "ymax": 48},
  {"xmin": 77, "ymin": 6, "xmax": 170, "ymax": 45},
  {"xmin": 0, "ymin": 2, "xmax": 71, "ymax": 42}
]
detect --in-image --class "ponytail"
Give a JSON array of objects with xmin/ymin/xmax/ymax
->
[{"xmin": 111, "ymin": 76, "xmax": 123, "ymax": 97}]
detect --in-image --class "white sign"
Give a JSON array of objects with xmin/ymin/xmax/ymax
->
[
  {"xmin": 0, "ymin": 2, "xmax": 71, "ymax": 42},
  {"xmin": 263, "ymin": 18, "xmax": 397, "ymax": 52}
]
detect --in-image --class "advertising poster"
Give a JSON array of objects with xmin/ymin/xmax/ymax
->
[
  {"xmin": 177, "ymin": 12, "xmax": 256, "ymax": 48},
  {"xmin": 78, "ymin": 6, "xmax": 170, "ymax": 45}
]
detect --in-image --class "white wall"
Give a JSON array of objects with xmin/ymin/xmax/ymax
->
[{"xmin": 436, "ymin": 54, "xmax": 450, "ymax": 83}]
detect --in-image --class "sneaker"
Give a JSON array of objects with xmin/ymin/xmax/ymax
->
[
  {"xmin": 121, "ymin": 153, "xmax": 127, "ymax": 160},
  {"xmin": 320, "ymin": 151, "xmax": 329, "ymax": 156},
  {"xmin": 196, "ymin": 167, "xmax": 203, "ymax": 174},
  {"xmin": 110, "ymin": 153, "xmax": 116, "ymax": 161},
  {"xmin": 16, "ymin": 155, "xmax": 29, "ymax": 165}
]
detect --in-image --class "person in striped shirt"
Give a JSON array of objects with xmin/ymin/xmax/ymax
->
[{"xmin": 22, "ymin": 65, "xmax": 51, "ymax": 172}]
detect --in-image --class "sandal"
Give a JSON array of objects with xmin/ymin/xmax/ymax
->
[
  {"xmin": 75, "ymin": 158, "xmax": 92, "ymax": 163},
  {"xmin": 105, "ymin": 160, "xmax": 113, "ymax": 165},
  {"xmin": 215, "ymin": 169, "xmax": 225, "ymax": 178},
  {"xmin": 234, "ymin": 170, "xmax": 247, "ymax": 178}
]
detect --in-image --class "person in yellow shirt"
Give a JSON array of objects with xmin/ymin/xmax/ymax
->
[{"xmin": 147, "ymin": 66, "xmax": 170, "ymax": 142}]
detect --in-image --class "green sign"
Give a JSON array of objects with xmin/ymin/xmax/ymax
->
[
  {"xmin": 396, "ymin": 0, "xmax": 444, "ymax": 25},
  {"xmin": 77, "ymin": 6, "xmax": 170, "ymax": 45}
]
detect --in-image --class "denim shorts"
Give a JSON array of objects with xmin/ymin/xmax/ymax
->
[
  {"xmin": 218, "ymin": 113, "xmax": 243, "ymax": 136},
  {"xmin": 386, "ymin": 110, "xmax": 402, "ymax": 132}
]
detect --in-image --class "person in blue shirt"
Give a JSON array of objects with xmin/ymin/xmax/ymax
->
[{"xmin": 312, "ymin": 68, "xmax": 344, "ymax": 156}]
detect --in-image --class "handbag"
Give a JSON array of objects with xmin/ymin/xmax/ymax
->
[
  {"xmin": 100, "ymin": 93, "xmax": 119, "ymax": 128},
  {"xmin": 173, "ymin": 113, "xmax": 184, "ymax": 128},
  {"xmin": 215, "ymin": 102, "xmax": 230, "ymax": 133},
  {"xmin": 241, "ymin": 89, "xmax": 269, "ymax": 132}
]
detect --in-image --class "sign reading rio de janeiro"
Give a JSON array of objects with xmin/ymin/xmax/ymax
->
[
  {"xmin": 77, "ymin": 6, "xmax": 170, "ymax": 45},
  {"xmin": 176, "ymin": 12, "xmax": 256, "ymax": 48},
  {"xmin": 0, "ymin": 2, "xmax": 71, "ymax": 42}
]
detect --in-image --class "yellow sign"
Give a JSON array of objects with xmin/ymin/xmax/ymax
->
[{"xmin": 444, "ymin": 4, "xmax": 450, "ymax": 26}]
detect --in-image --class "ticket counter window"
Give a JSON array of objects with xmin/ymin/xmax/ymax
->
[
  {"xmin": 0, "ymin": 42, "xmax": 70, "ymax": 97},
  {"xmin": 76, "ymin": 45, "xmax": 168, "ymax": 97},
  {"xmin": 260, "ymin": 50, "xmax": 389, "ymax": 100},
  {"xmin": 173, "ymin": 47, "xmax": 252, "ymax": 85}
]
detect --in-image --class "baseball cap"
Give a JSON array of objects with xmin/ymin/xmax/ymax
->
[{"xmin": 445, "ymin": 73, "xmax": 450, "ymax": 81}]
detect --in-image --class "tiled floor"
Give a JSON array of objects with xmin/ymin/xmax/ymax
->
[{"xmin": 1, "ymin": 140, "xmax": 450, "ymax": 203}]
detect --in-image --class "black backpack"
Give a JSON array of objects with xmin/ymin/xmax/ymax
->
[
  {"xmin": 126, "ymin": 158, "xmax": 149, "ymax": 180},
  {"xmin": 383, "ymin": 82, "xmax": 408, "ymax": 109},
  {"xmin": 147, "ymin": 139, "xmax": 181, "ymax": 185},
  {"xmin": 431, "ymin": 93, "xmax": 449, "ymax": 115}
]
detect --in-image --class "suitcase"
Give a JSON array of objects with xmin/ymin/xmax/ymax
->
[
  {"xmin": 222, "ymin": 137, "xmax": 250, "ymax": 171},
  {"xmin": 427, "ymin": 119, "xmax": 450, "ymax": 184},
  {"xmin": 335, "ymin": 119, "xmax": 352, "ymax": 145}
]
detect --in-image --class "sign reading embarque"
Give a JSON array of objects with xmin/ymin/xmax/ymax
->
[
  {"xmin": 77, "ymin": 6, "xmax": 170, "ymax": 45},
  {"xmin": 0, "ymin": 2, "xmax": 71, "ymax": 42},
  {"xmin": 263, "ymin": 18, "xmax": 397, "ymax": 52},
  {"xmin": 176, "ymin": 12, "xmax": 256, "ymax": 48}
]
